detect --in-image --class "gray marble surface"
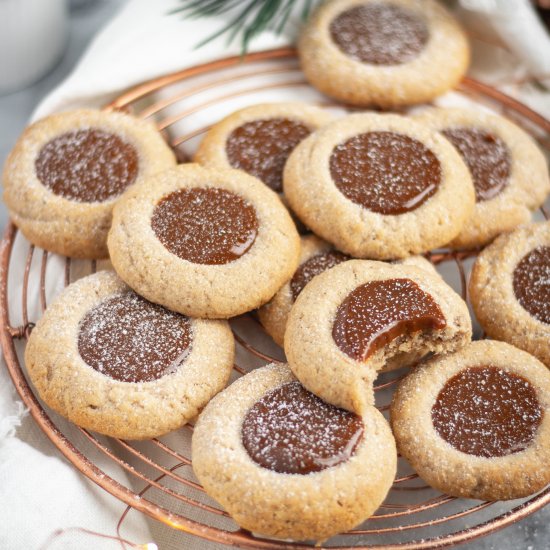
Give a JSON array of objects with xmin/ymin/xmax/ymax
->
[{"xmin": 0, "ymin": 1, "xmax": 549, "ymax": 549}]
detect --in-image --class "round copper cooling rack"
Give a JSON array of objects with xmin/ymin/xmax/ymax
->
[{"xmin": 2, "ymin": 48, "xmax": 550, "ymax": 549}]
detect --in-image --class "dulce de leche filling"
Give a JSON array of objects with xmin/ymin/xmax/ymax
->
[
  {"xmin": 329, "ymin": 3, "xmax": 429, "ymax": 65},
  {"xmin": 513, "ymin": 246, "xmax": 550, "ymax": 324},
  {"xmin": 442, "ymin": 128, "xmax": 511, "ymax": 202},
  {"xmin": 332, "ymin": 278, "xmax": 446, "ymax": 361},
  {"xmin": 151, "ymin": 187, "xmax": 258, "ymax": 265},
  {"xmin": 432, "ymin": 366, "xmax": 543, "ymax": 457},
  {"xmin": 241, "ymin": 381, "xmax": 364, "ymax": 474},
  {"xmin": 226, "ymin": 118, "xmax": 311, "ymax": 193},
  {"xmin": 35, "ymin": 129, "xmax": 139, "ymax": 202},
  {"xmin": 290, "ymin": 250, "xmax": 350, "ymax": 301},
  {"xmin": 330, "ymin": 132, "xmax": 441, "ymax": 215},
  {"xmin": 78, "ymin": 292, "xmax": 192, "ymax": 383}
]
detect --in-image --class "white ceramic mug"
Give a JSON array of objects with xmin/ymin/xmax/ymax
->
[{"xmin": 0, "ymin": 0, "xmax": 68, "ymax": 94}]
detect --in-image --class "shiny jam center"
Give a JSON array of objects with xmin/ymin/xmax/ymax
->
[
  {"xmin": 35, "ymin": 129, "xmax": 139, "ymax": 202},
  {"xmin": 151, "ymin": 187, "xmax": 259, "ymax": 265},
  {"xmin": 332, "ymin": 278, "xmax": 446, "ymax": 361},
  {"xmin": 290, "ymin": 250, "xmax": 350, "ymax": 301},
  {"xmin": 242, "ymin": 381, "xmax": 364, "ymax": 474},
  {"xmin": 513, "ymin": 246, "xmax": 550, "ymax": 324},
  {"xmin": 330, "ymin": 3, "xmax": 429, "ymax": 65},
  {"xmin": 329, "ymin": 132, "xmax": 441, "ymax": 215},
  {"xmin": 432, "ymin": 366, "xmax": 543, "ymax": 457},
  {"xmin": 78, "ymin": 292, "xmax": 192, "ymax": 383},
  {"xmin": 442, "ymin": 128, "xmax": 511, "ymax": 202},
  {"xmin": 226, "ymin": 118, "xmax": 311, "ymax": 193}
]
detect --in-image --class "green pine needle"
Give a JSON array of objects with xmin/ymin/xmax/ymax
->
[{"xmin": 169, "ymin": 0, "xmax": 316, "ymax": 53}]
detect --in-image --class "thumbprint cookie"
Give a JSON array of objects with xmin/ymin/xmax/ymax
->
[
  {"xmin": 192, "ymin": 363, "xmax": 396, "ymax": 542},
  {"xmin": 258, "ymin": 235, "xmax": 351, "ymax": 346},
  {"xmin": 284, "ymin": 113, "xmax": 474, "ymax": 259},
  {"xmin": 298, "ymin": 0, "xmax": 469, "ymax": 107},
  {"xmin": 284, "ymin": 260, "xmax": 471, "ymax": 414},
  {"xmin": 470, "ymin": 221, "xmax": 550, "ymax": 368},
  {"xmin": 391, "ymin": 340, "xmax": 550, "ymax": 500},
  {"xmin": 258, "ymin": 234, "xmax": 440, "ymax": 347},
  {"xmin": 108, "ymin": 163, "xmax": 300, "ymax": 319},
  {"xmin": 416, "ymin": 108, "xmax": 550, "ymax": 248},
  {"xmin": 25, "ymin": 271, "xmax": 234, "ymax": 440},
  {"xmin": 3, "ymin": 109, "xmax": 176, "ymax": 258},
  {"xmin": 194, "ymin": 103, "xmax": 333, "ymax": 193}
]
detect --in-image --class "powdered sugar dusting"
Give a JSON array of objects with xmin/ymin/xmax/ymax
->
[
  {"xmin": 78, "ymin": 291, "xmax": 192, "ymax": 383},
  {"xmin": 432, "ymin": 366, "xmax": 543, "ymax": 457},
  {"xmin": 226, "ymin": 118, "xmax": 311, "ymax": 192},
  {"xmin": 330, "ymin": 132, "xmax": 441, "ymax": 215},
  {"xmin": 513, "ymin": 246, "xmax": 550, "ymax": 324},
  {"xmin": 442, "ymin": 127, "xmax": 510, "ymax": 202},
  {"xmin": 151, "ymin": 187, "xmax": 258, "ymax": 265},
  {"xmin": 241, "ymin": 381, "xmax": 363, "ymax": 474},
  {"xmin": 330, "ymin": 3, "xmax": 429, "ymax": 66},
  {"xmin": 290, "ymin": 250, "xmax": 350, "ymax": 301},
  {"xmin": 35, "ymin": 129, "xmax": 139, "ymax": 202}
]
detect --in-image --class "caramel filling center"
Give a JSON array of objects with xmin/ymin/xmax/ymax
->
[
  {"xmin": 35, "ymin": 129, "xmax": 139, "ymax": 202},
  {"xmin": 242, "ymin": 381, "xmax": 364, "ymax": 474},
  {"xmin": 432, "ymin": 366, "xmax": 543, "ymax": 457},
  {"xmin": 151, "ymin": 187, "xmax": 259, "ymax": 265},
  {"xmin": 78, "ymin": 292, "xmax": 192, "ymax": 383},
  {"xmin": 330, "ymin": 132, "xmax": 441, "ymax": 215},
  {"xmin": 332, "ymin": 278, "xmax": 446, "ymax": 361}
]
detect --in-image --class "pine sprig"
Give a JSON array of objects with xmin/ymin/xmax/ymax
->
[{"xmin": 169, "ymin": 0, "xmax": 316, "ymax": 53}]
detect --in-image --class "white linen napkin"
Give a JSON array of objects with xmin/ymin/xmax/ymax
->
[
  {"xmin": 32, "ymin": 0, "xmax": 291, "ymax": 121},
  {"xmin": 458, "ymin": 0, "xmax": 550, "ymax": 89},
  {"xmin": 1, "ymin": 1, "xmax": 550, "ymax": 549}
]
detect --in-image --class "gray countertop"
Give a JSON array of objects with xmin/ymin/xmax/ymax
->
[{"xmin": 0, "ymin": 1, "xmax": 548, "ymax": 549}]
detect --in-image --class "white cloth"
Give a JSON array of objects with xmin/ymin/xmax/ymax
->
[
  {"xmin": 32, "ymin": 0, "xmax": 290, "ymax": 120},
  {"xmin": 459, "ymin": 0, "xmax": 550, "ymax": 88},
  {"xmin": 0, "ymin": 240, "xmax": 154, "ymax": 550},
  {"xmin": 456, "ymin": 0, "xmax": 550, "ymax": 118},
  {"xmin": 1, "ymin": 1, "xmax": 550, "ymax": 549}
]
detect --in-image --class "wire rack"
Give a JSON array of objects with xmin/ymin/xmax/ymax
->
[{"xmin": 2, "ymin": 48, "xmax": 550, "ymax": 550}]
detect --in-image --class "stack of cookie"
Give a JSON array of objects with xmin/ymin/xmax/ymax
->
[
  {"xmin": 10, "ymin": 108, "xmax": 302, "ymax": 441},
  {"xmin": 3, "ymin": 0, "xmax": 550, "ymax": 544}
]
